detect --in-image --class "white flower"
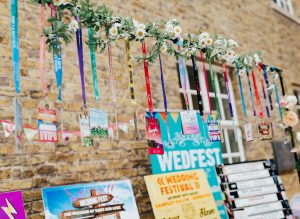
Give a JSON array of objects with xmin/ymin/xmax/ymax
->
[
  {"xmin": 286, "ymin": 95, "xmax": 298, "ymax": 108},
  {"xmin": 253, "ymin": 53, "xmax": 261, "ymax": 64},
  {"xmin": 132, "ymin": 19, "xmax": 139, "ymax": 27},
  {"xmin": 199, "ymin": 39, "xmax": 206, "ymax": 48},
  {"xmin": 174, "ymin": 26, "xmax": 182, "ymax": 35},
  {"xmin": 53, "ymin": 0, "xmax": 63, "ymax": 6},
  {"xmin": 226, "ymin": 50, "xmax": 236, "ymax": 63},
  {"xmin": 199, "ymin": 32, "xmax": 210, "ymax": 41},
  {"xmin": 135, "ymin": 28, "xmax": 145, "ymax": 40},
  {"xmin": 160, "ymin": 44, "xmax": 168, "ymax": 53},
  {"xmin": 227, "ymin": 39, "xmax": 238, "ymax": 48},
  {"xmin": 283, "ymin": 111, "xmax": 299, "ymax": 127},
  {"xmin": 214, "ymin": 39, "xmax": 224, "ymax": 47},
  {"xmin": 109, "ymin": 26, "xmax": 118, "ymax": 37},
  {"xmin": 205, "ymin": 37, "xmax": 213, "ymax": 46},
  {"xmin": 67, "ymin": 19, "xmax": 79, "ymax": 32},
  {"xmin": 137, "ymin": 23, "xmax": 146, "ymax": 30}
]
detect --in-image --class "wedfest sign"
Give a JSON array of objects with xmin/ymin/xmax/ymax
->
[
  {"xmin": 145, "ymin": 169, "xmax": 220, "ymax": 219},
  {"xmin": 148, "ymin": 112, "xmax": 228, "ymax": 219},
  {"xmin": 42, "ymin": 179, "xmax": 140, "ymax": 219}
]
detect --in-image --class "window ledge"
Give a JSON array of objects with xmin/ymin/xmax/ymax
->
[{"xmin": 271, "ymin": 3, "xmax": 300, "ymax": 25}]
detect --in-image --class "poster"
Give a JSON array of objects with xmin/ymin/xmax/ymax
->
[
  {"xmin": 0, "ymin": 190, "xmax": 26, "ymax": 219},
  {"xmin": 38, "ymin": 107, "xmax": 58, "ymax": 142},
  {"xmin": 145, "ymin": 169, "xmax": 220, "ymax": 219},
  {"xmin": 146, "ymin": 117, "xmax": 164, "ymax": 154},
  {"xmin": 89, "ymin": 109, "xmax": 108, "ymax": 138},
  {"xmin": 257, "ymin": 121, "xmax": 273, "ymax": 140},
  {"xmin": 148, "ymin": 112, "xmax": 228, "ymax": 219},
  {"xmin": 207, "ymin": 120, "xmax": 221, "ymax": 142},
  {"xmin": 79, "ymin": 115, "xmax": 93, "ymax": 147},
  {"xmin": 180, "ymin": 111, "xmax": 200, "ymax": 135},
  {"xmin": 42, "ymin": 179, "xmax": 140, "ymax": 219}
]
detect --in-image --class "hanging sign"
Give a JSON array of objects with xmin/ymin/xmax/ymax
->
[
  {"xmin": 144, "ymin": 169, "xmax": 221, "ymax": 219},
  {"xmin": 2, "ymin": 121, "xmax": 15, "ymax": 138},
  {"xmin": 79, "ymin": 115, "xmax": 93, "ymax": 147},
  {"xmin": 89, "ymin": 108, "xmax": 108, "ymax": 138},
  {"xmin": 0, "ymin": 190, "xmax": 26, "ymax": 219},
  {"xmin": 180, "ymin": 111, "xmax": 200, "ymax": 135},
  {"xmin": 257, "ymin": 121, "xmax": 273, "ymax": 141},
  {"xmin": 37, "ymin": 107, "xmax": 58, "ymax": 142},
  {"xmin": 208, "ymin": 120, "xmax": 221, "ymax": 142},
  {"xmin": 244, "ymin": 123, "xmax": 253, "ymax": 142},
  {"xmin": 146, "ymin": 117, "xmax": 164, "ymax": 155},
  {"xmin": 42, "ymin": 179, "xmax": 140, "ymax": 219}
]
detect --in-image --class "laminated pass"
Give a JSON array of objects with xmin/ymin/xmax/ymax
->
[
  {"xmin": 229, "ymin": 184, "xmax": 285, "ymax": 199},
  {"xmin": 247, "ymin": 209, "xmax": 293, "ymax": 219},
  {"xmin": 219, "ymin": 169, "xmax": 277, "ymax": 183},
  {"xmin": 216, "ymin": 160, "xmax": 274, "ymax": 175},
  {"xmin": 221, "ymin": 176, "xmax": 282, "ymax": 191},
  {"xmin": 231, "ymin": 192, "xmax": 287, "ymax": 208},
  {"xmin": 233, "ymin": 200, "xmax": 290, "ymax": 217}
]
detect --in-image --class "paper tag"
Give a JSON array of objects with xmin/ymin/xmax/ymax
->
[
  {"xmin": 180, "ymin": 111, "xmax": 200, "ymax": 134},
  {"xmin": 146, "ymin": 117, "xmax": 164, "ymax": 154},
  {"xmin": 244, "ymin": 123, "xmax": 253, "ymax": 142},
  {"xmin": 89, "ymin": 109, "xmax": 108, "ymax": 138},
  {"xmin": 207, "ymin": 120, "xmax": 221, "ymax": 142},
  {"xmin": 79, "ymin": 115, "xmax": 93, "ymax": 147},
  {"xmin": 37, "ymin": 107, "xmax": 58, "ymax": 142},
  {"xmin": 257, "ymin": 121, "xmax": 273, "ymax": 140}
]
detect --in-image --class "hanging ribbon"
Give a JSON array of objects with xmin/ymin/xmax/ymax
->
[
  {"xmin": 11, "ymin": 0, "xmax": 20, "ymax": 93},
  {"xmin": 88, "ymin": 29, "xmax": 99, "ymax": 102},
  {"xmin": 235, "ymin": 63, "xmax": 247, "ymax": 118},
  {"xmin": 258, "ymin": 66, "xmax": 270, "ymax": 118},
  {"xmin": 178, "ymin": 58, "xmax": 189, "ymax": 110},
  {"xmin": 279, "ymin": 73, "xmax": 286, "ymax": 96},
  {"xmin": 191, "ymin": 55, "xmax": 204, "ymax": 116},
  {"xmin": 201, "ymin": 52, "xmax": 212, "ymax": 114},
  {"xmin": 251, "ymin": 70, "xmax": 263, "ymax": 118},
  {"xmin": 261, "ymin": 64, "xmax": 273, "ymax": 110},
  {"xmin": 39, "ymin": 5, "xmax": 48, "ymax": 100},
  {"xmin": 51, "ymin": 9, "xmax": 63, "ymax": 101},
  {"xmin": 108, "ymin": 44, "xmax": 119, "ymax": 139},
  {"xmin": 125, "ymin": 40, "xmax": 139, "ymax": 139},
  {"xmin": 142, "ymin": 42, "xmax": 154, "ymax": 114},
  {"xmin": 246, "ymin": 67, "xmax": 256, "ymax": 117},
  {"xmin": 208, "ymin": 60, "xmax": 220, "ymax": 118},
  {"xmin": 14, "ymin": 97, "xmax": 22, "ymax": 150},
  {"xmin": 75, "ymin": 17, "xmax": 87, "ymax": 108},
  {"xmin": 223, "ymin": 64, "xmax": 233, "ymax": 117}
]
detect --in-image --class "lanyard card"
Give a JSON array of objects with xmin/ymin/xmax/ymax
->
[
  {"xmin": 180, "ymin": 111, "xmax": 200, "ymax": 135},
  {"xmin": 146, "ymin": 117, "xmax": 164, "ymax": 155},
  {"xmin": 37, "ymin": 107, "xmax": 58, "ymax": 142},
  {"xmin": 244, "ymin": 123, "xmax": 253, "ymax": 142},
  {"xmin": 257, "ymin": 121, "xmax": 273, "ymax": 140},
  {"xmin": 79, "ymin": 114, "xmax": 93, "ymax": 147},
  {"xmin": 207, "ymin": 119, "xmax": 221, "ymax": 142}
]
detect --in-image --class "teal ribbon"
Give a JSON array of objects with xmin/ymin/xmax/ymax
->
[
  {"xmin": 11, "ymin": 0, "xmax": 20, "ymax": 93},
  {"xmin": 88, "ymin": 29, "xmax": 99, "ymax": 102}
]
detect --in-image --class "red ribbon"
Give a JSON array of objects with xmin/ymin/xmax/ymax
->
[
  {"xmin": 142, "ymin": 42, "xmax": 153, "ymax": 113},
  {"xmin": 252, "ymin": 70, "xmax": 263, "ymax": 118}
]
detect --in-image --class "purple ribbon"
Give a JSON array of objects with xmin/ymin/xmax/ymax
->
[
  {"xmin": 159, "ymin": 54, "xmax": 168, "ymax": 113},
  {"xmin": 75, "ymin": 17, "xmax": 87, "ymax": 108}
]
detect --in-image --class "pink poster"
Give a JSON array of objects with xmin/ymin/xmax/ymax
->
[
  {"xmin": 0, "ymin": 191, "xmax": 26, "ymax": 219},
  {"xmin": 146, "ymin": 117, "xmax": 164, "ymax": 155}
]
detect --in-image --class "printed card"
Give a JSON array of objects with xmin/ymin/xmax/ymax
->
[
  {"xmin": 244, "ymin": 123, "xmax": 253, "ymax": 142},
  {"xmin": 257, "ymin": 121, "xmax": 273, "ymax": 140},
  {"xmin": 89, "ymin": 108, "xmax": 108, "ymax": 138},
  {"xmin": 37, "ymin": 107, "xmax": 58, "ymax": 142},
  {"xmin": 146, "ymin": 117, "xmax": 164, "ymax": 155},
  {"xmin": 180, "ymin": 111, "xmax": 200, "ymax": 135},
  {"xmin": 79, "ymin": 115, "xmax": 93, "ymax": 147},
  {"xmin": 208, "ymin": 120, "xmax": 221, "ymax": 142}
]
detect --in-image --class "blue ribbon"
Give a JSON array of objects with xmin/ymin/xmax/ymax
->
[
  {"xmin": 235, "ymin": 63, "xmax": 247, "ymax": 118},
  {"xmin": 53, "ymin": 45, "xmax": 63, "ymax": 101},
  {"xmin": 262, "ymin": 65, "xmax": 273, "ymax": 110},
  {"xmin": 11, "ymin": 0, "xmax": 20, "ymax": 93}
]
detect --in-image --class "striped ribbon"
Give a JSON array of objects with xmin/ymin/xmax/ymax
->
[
  {"xmin": 261, "ymin": 64, "xmax": 273, "ymax": 110},
  {"xmin": 246, "ymin": 67, "xmax": 256, "ymax": 117},
  {"xmin": 258, "ymin": 66, "xmax": 270, "ymax": 118},
  {"xmin": 200, "ymin": 52, "xmax": 212, "ymax": 114},
  {"xmin": 191, "ymin": 55, "xmax": 204, "ymax": 116},
  {"xmin": 235, "ymin": 63, "xmax": 247, "ymax": 118},
  {"xmin": 252, "ymin": 70, "xmax": 263, "ymax": 118},
  {"xmin": 223, "ymin": 64, "xmax": 233, "ymax": 117}
]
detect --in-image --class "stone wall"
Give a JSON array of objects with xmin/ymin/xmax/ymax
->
[{"xmin": 0, "ymin": 0, "xmax": 300, "ymax": 218}]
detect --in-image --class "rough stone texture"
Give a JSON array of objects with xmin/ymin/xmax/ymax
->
[{"xmin": 0, "ymin": 0, "xmax": 300, "ymax": 218}]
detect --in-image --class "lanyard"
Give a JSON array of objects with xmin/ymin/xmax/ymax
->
[
  {"xmin": 142, "ymin": 42, "xmax": 154, "ymax": 113},
  {"xmin": 223, "ymin": 64, "xmax": 233, "ymax": 118},
  {"xmin": 208, "ymin": 60, "xmax": 220, "ymax": 118},
  {"xmin": 258, "ymin": 66, "xmax": 270, "ymax": 118},
  {"xmin": 273, "ymin": 77, "xmax": 283, "ymax": 121},
  {"xmin": 200, "ymin": 52, "xmax": 212, "ymax": 114},
  {"xmin": 75, "ymin": 17, "xmax": 87, "ymax": 108},
  {"xmin": 88, "ymin": 28, "xmax": 99, "ymax": 102},
  {"xmin": 40, "ymin": 5, "xmax": 48, "ymax": 102},
  {"xmin": 252, "ymin": 70, "xmax": 263, "ymax": 118},
  {"xmin": 235, "ymin": 63, "xmax": 247, "ymax": 119},
  {"xmin": 261, "ymin": 64, "xmax": 273, "ymax": 110},
  {"xmin": 191, "ymin": 55, "xmax": 204, "ymax": 115},
  {"xmin": 11, "ymin": 0, "xmax": 20, "ymax": 93},
  {"xmin": 178, "ymin": 58, "xmax": 189, "ymax": 110},
  {"xmin": 125, "ymin": 40, "xmax": 139, "ymax": 139},
  {"xmin": 246, "ymin": 67, "xmax": 256, "ymax": 117}
]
